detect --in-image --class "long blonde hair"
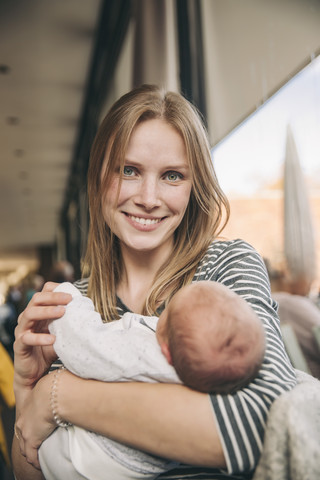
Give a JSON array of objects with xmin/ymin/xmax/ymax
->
[{"xmin": 83, "ymin": 84, "xmax": 229, "ymax": 321}]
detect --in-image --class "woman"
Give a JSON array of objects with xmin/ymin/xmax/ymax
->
[{"xmin": 12, "ymin": 85, "xmax": 296, "ymax": 480}]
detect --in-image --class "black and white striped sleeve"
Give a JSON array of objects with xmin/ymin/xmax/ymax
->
[{"xmin": 194, "ymin": 239, "xmax": 297, "ymax": 474}]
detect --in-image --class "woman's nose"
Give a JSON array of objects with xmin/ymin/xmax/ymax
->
[{"xmin": 134, "ymin": 177, "xmax": 161, "ymax": 210}]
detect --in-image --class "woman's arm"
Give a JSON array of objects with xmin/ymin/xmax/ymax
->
[
  {"xmin": 13, "ymin": 282, "xmax": 225, "ymax": 476},
  {"xmin": 12, "ymin": 437, "xmax": 46, "ymax": 480},
  {"xmin": 12, "ymin": 283, "xmax": 72, "ymax": 479},
  {"xmin": 27, "ymin": 368, "xmax": 226, "ymax": 468},
  {"xmin": 200, "ymin": 239, "xmax": 297, "ymax": 473}
]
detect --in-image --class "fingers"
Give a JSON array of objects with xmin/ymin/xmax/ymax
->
[
  {"xmin": 27, "ymin": 281, "xmax": 72, "ymax": 309},
  {"xmin": 22, "ymin": 331, "xmax": 56, "ymax": 347},
  {"xmin": 16, "ymin": 285, "xmax": 72, "ymax": 331},
  {"xmin": 13, "ymin": 332, "xmax": 56, "ymax": 361},
  {"xmin": 17, "ymin": 429, "xmax": 41, "ymax": 470},
  {"xmin": 25, "ymin": 446, "xmax": 41, "ymax": 470},
  {"xmin": 42, "ymin": 281, "xmax": 59, "ymax": 292},
  {"xmin": 18, "ymin": 304, "xmax": 66, "ymax": 325},
  {"xmin": 15, "ymin": 424, "xmax": 41, "ymax": 469},
  {"xmin": 32, "ymin": 289, "xmax": 72, "ymax": 307}
]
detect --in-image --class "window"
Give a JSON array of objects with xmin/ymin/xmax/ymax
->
[{"xmin": 212, "ymin": 55, "xmax": 320, "ymax": 291}]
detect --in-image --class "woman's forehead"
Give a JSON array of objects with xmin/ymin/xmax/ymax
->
[{"xmin": 109, "ymin": 120, "xmax": 189, "ymax": 165}]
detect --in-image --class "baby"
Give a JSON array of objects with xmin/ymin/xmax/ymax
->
[{"xmin": 39, "ymin": 281, "xmax": 265, "ymax": 480}]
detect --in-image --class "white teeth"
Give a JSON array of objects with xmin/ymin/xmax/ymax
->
[{"xmin": 128, "ymin": 215, "xmax": 161, "ymax": 225}]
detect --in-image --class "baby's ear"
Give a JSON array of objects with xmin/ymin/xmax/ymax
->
[{"xmin": 160, "ymin": 342, "xmax": 173, "ymax": 365}]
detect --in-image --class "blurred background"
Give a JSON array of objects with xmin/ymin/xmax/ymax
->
[
  {"xmin": 1, "ymin": 0, "xmax": 320, "ymax": 295},
  {"xmin": 0, "ymin": 1, "xmax": 320, "ymax": 477}
]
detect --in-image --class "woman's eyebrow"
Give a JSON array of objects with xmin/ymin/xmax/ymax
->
[
  {"xmin": 123, "ymin": 158, "xmax": 189, "ymax": 170},
  {"xmin": 165, "ymin": 164, "xmax": 190, "ymax": 174}
]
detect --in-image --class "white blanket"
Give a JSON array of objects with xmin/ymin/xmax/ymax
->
[{"xmin": 253, "ymin": 369, "xmax": 320, "ymax": 480}]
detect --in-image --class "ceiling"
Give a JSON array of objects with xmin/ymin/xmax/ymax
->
[
  {"xmin": 0, "ymin": 0, "xmax": 102, "ymax": 281},
  {"xmin": 1, "ymin": 0, "xmax": 320, "ymax": 291}
]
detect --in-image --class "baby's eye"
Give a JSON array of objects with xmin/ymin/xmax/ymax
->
[
  {"xmin": 123, "ymin": 166, "xmax": 135, "ymax": 177},
  {"xmin": 165, "ymin": 171, "xmax": 182, "ymax": 182}
]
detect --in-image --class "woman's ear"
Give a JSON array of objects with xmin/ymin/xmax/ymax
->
[{"xmin": 160, "ymin": 342, "xmax": 173, "ymax": 365}]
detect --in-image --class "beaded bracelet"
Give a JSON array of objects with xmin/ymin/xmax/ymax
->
[{"xmin": 50, "ymin": 366, "xmax": 72, "ymax": 428}]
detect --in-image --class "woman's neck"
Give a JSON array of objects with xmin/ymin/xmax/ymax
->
[{"xmin": 117, "ymin": 244, "xmax": 172, "ymax": 314}]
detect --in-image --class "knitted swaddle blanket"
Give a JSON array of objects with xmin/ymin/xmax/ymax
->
[{"xmin": 253, "ymin": 369, "xmax": 320, "ymax": 480}]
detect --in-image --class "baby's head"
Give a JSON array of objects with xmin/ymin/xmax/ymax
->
[{"xmin": 156, "ymin": 281, "xmax": 265, "ymax": 393}]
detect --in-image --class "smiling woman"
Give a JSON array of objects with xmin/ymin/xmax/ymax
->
[
  {"xmin": 85, "ymin": 85, "xmax": 229, "ymax": 321},
  {"xmin": 12, "ymin": 85, "xmax": 296, "ymax": 480},
  {"xmin": 101, "ymin": 119, "xmax": 192, "ymax": 265}
]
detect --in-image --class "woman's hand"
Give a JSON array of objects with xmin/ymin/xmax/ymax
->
[
  {"xmin": 12, "ymin": 282, "xmax": 72, "ymax": 478},
  {"xmin": 13, "ymin": 282, "xmax": 72, "ymax": 402},
  {"xmin": 14, "ymin": 373, "xmax": 56, "ymax": 471}
]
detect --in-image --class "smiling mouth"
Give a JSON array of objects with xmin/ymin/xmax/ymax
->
[{"xmin": 126, "ymin": 214, "xmax": 163, "ymax": 226}]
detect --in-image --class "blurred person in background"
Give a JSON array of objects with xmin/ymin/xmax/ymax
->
[
  {"xmin": 266, "ymin": 260, "xmax": 320, "ymax": 379},
  {"xmin": 49, "ymin": 261, "xmax": 75, "ymax": 284},
  {"xmin": 0, "ymin": 287, "xmax": 22, "ymax": 358},
  {"xmin": 0, "ymin": 341, "xmax": 15, "ymax": 479},
  {"xmin": 24, "ymin": 274, "xmax": 45, "ymax": 306}
]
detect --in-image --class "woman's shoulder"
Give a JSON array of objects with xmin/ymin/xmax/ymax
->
[
  {"xmin": 205, "ymin": 237, "xmax": 258, "ymax": 257},
  {"xmin": 194, "ymin": 238, "xmax": 264, "ymax": 279}
]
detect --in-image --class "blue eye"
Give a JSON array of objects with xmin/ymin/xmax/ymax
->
[
  {"xmin": 165, "ymin": 171, "xmax": 182, "ymax": 182},
  {"xmin": 123, "ymin": 166, "xmax": 135, "ymax": 176}
]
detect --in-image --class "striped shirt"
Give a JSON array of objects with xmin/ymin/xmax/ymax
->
[{"xmin": 74, "ymin": 239, "xmax": 297, "ymax": 477}]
